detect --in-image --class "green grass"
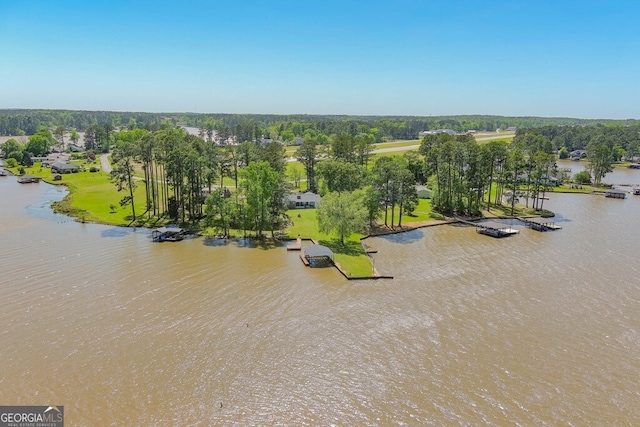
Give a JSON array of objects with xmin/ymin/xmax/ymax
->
[
  {"xmin": 285, "ymin": 208, "xmax": 373, "ymax": 277},
  {"xmin": 550, "ymin": 184, "xmax": 606, "ymax": 194},
  {"xmin": 16, "ymin": 163, "xmax": 152, "ymax": 225},
  {"xmin": 402, "ymin": 198, "xmax": 434, "ymax": 222},
  {"xmin": 373, "ymin": 139, "xmax": 421, "ymax": 150}
]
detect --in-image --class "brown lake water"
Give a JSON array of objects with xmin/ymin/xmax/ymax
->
[{"xmin": 1, "ymin": 175, "xmax": 639, "ymax": 425}]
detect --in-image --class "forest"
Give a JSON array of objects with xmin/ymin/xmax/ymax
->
[
  {"xmin": 3, "ymin": 110, "xmax": 639, "ymax": 242},
  {"xmin": 1, "ymin": 108, "xmax": 637, "ymax": 141}
]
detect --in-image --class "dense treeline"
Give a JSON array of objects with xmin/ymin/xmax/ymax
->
[
  {"xmin": 6, "ymin": 114, "xmax": 634, "ymax": 234},
  {"xmin": 420, "ymin": 132, "xmax": 557, "ymax": 216},
  {"xmin": 2, "ymin": 108, "xmax": 637, "ymax": 141},
  {"xmin": 517, "ymin": 124, "xmax": 640, "ymax": 158}
]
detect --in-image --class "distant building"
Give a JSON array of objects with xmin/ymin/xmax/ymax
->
[
  {"xmin": 418, "ymin": 129, "xmax": 457, "ymax": 137},
  {"xmin": 605, "ymin": 189, "xmax": 626, "ymax": 199},
  {"xmin": 287, "ymin": 191, "xmax": 321, "ymax": 209},
  {"xmin": 570, "ymin": 149, "xmax": 587, "ymax": 160},
  {"xmin": 415, "ymin": 185, "xmax": 432, "ymax": 199},
  {"xmin": 506, "ymin": 126, "xmax": 518, "ymax": 132}
]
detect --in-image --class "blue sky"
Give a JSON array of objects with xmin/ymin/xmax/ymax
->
[{"xmin": 1, "ymin": 0, "xmax": 639, "ymax": 118}]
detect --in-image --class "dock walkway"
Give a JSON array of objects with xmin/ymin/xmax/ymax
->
[
  {"xmin": 287, "ymin": 237, "xmax": 302, "ymax": 251},
  {"xmin": 518, "ymin": 217, "xmax": 562, "ymax": 231}
]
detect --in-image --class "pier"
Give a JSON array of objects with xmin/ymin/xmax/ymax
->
[
  {"xmin": 457, "ymin": 219, "xmax": 519, "ymax": 238},
  {"xmin": 286, "ymin": 237, "xmax": 302, "ymax": 251},
  {"xmin": 519, "ymin": 217, "xmax": 562, "ymax": 231}
]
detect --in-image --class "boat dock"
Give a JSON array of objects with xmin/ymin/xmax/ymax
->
[
  {"xmin": 519, "ymin": 217, "xmax": 562, "ymax": 231},
  {"xmin": 475, "ymin": 221, "xmax": 519, "ymax": 238},
  {"xmin": 456, "ymin": 219, "xmax": 519, "ymax": 238},
  {"xmin": 287, "ymin": 237, "xmax": 302, "ymax": 251},
  {"xmin": 151, "ymin": 227, "xmax": 185, "ymax": 242},
  {"xmin": 17, "ymin": 175, "xmax": 41, "ymax": 184}
]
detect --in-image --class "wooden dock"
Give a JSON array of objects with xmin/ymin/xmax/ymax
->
[
  {"xmin": 519, "ymin": 217, "xmax": 562, "ymax": 231},
  {"xmin": 287, "ymin": 237, "xmax": 302, "ymax": 251},
  {"xmin": 299, "ymin": 252, "xmax": 310, "ymax": 265},
  {"xmin": 457, "ymin": 219, "xmax": 519, "ymax": 238}
]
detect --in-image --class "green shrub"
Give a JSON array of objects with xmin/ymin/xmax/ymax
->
[{"xmin": 574, "ymin": 171, "xmax": 591, "ymax": 185}]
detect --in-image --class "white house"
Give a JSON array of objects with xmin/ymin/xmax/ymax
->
[{"xmin": 287, "ymin": 191, "xmax": 321, "ymax": 209}]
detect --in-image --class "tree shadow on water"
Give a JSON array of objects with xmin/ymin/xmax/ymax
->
[
  {"xmin": 101, "ymin": 227, "xmax": 134, "ymax": 238},
  {"xmin": 377, "ymin": 229, "xmax": 424, "ymax": 244},
  {"xmin": 203, "ymin": 237, "xmax": 229, "ymax": 247}
]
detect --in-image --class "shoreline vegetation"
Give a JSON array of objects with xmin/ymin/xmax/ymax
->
[
  {"xmin": 4, "ymin": 112, "xmax": 639, "ymax": 277},
  {"xmin": 10, "ymin": 157, "xmax": 623, "ymax": 278}
]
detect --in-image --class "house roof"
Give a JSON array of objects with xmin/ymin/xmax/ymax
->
[
  {"xmin": 51, "ymin": 161, "xmax": 80, "ymax": 170},
  {"xmin": 288, "ymin": 191, "xmax": 321, "ymax": 202},
  {"xmin": 153, "ymin": 227, "xmax": 184, "ymax": 233}
]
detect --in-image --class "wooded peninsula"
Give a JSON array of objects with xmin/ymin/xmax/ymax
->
[{"xmin": 2, "ymin": 109, "xmax": 639, "ymax": 276}]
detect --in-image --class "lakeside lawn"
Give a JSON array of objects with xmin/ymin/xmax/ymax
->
[
  {"xmin": 285, "ymin": 208, "xmax": 373, "ymax": 277},
  {"xmin": 14, "ymin": 162, "xmax": 152, "ymax": 225}
]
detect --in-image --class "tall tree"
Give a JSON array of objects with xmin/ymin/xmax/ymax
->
[
  {"xmin": 316, "ymin": 190, "xmax": 368, "ymax": 245},
  {"xmin": 111, "ymin": 137, "xmax": 138, "ymax": 221},
  {"xmin": 317, "ymin": 159, "xmax": 363, "ymax": 193},
  {"xmin": 331, "ymin": 134, "xmax": 356, "ymax": 162},
  {"xmin": 240, "ymin": 161, "xmax": 279, "ymax": 237},
  {"xmin": 53, "ymin": 126, "xmax": 66, "ymax": 147},
  {"xmin": 587, "ymin": 137, "xmax": 613, "ymax": 186},
  {"xmin": 296, "ymin": 137, "xmax": 318, "ymax": 192},
  {"xmin": 261, "ymin": 140, "xmax": 286, "ymax": 174}
]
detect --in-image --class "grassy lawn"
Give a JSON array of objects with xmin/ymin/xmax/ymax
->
[
  {"xmin": 550, "ymin": 184, "xmax": 606, "ymax": 194},
  {"xmin": 15, "ymin": 163, "xmax": 152, "ymax": 225},
  {"xmin": 285, "ymin": 208, "xmax": 373, "ymax": 277},
  {"xmin": 401, "ymin": 198, "xmax": 434, "ymax": 222},
  {"xmin": 373, "ymin": 139, "xmax": 420, "ymax": 150}
]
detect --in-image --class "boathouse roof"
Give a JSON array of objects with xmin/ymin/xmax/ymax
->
[
  {"xmin": 303, "ymin": 244, "xmax": 334, "ymax": 258},
  {"xmin": 476, "ymin": 221, "xmax": 512, "ymax": 230},
  {"xmin": 522, "ymin": 217, "xmax": 554, "ymax": 225},
  {"xmin": 153, "ymin": 227, "xmax": 184, "ymax": 234}
]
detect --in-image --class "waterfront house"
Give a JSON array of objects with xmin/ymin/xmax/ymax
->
[
  {"xmin": 287, "ymin": 191, "xmax": 321, "ymax": 209},
  {"xmin": 605, "ymin": 189, "xmax": 626, "ymax": 199},
  {"xmin": 51, "ymin": 161, "xmax": 80, "ymax": 174},
  {"xmin": 570, "ymin": 149, "xmax": 587, "ymax": 160},
  {"xmin": 416, "ymin": 185, "xmax": 432, "ymax": 199}
]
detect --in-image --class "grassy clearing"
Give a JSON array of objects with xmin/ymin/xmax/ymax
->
[
  {"xmin": 373, "ymin": 140, "xmax": 420, "ymax": 150},
  {"xmin": 550, "ymin": 185, "xmax": 606, "ymax": 194},
  {"xmin": 14, "ymin": 163, "xmax": 150, "ymax": 225},
  {"xmin": 285, "ymin": 208, "xmax": 372, "ymax": 277}
]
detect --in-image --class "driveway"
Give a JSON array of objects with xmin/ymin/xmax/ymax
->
[{"xmin": 100, "ymin": 153, "xmax": 112, "ymax": 173}]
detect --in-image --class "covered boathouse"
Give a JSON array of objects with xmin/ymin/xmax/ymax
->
[
  {"xmin": 301, "ymin": 244, "xmax": 335, "ymax": 267},
  {"xmin": 152, "ymin": 227, "xmax": 184, "ymax": 242},
  {"xmin": 520, "ymin": 217, "xmax": 562, "ymax": 232},
  {"xmin": 17, "ymin": 175, "xmax": 41, "ymax": 184},
  {"xmin": 605, "ymin": 189, "xmax": 626, "ymax": 199}
]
